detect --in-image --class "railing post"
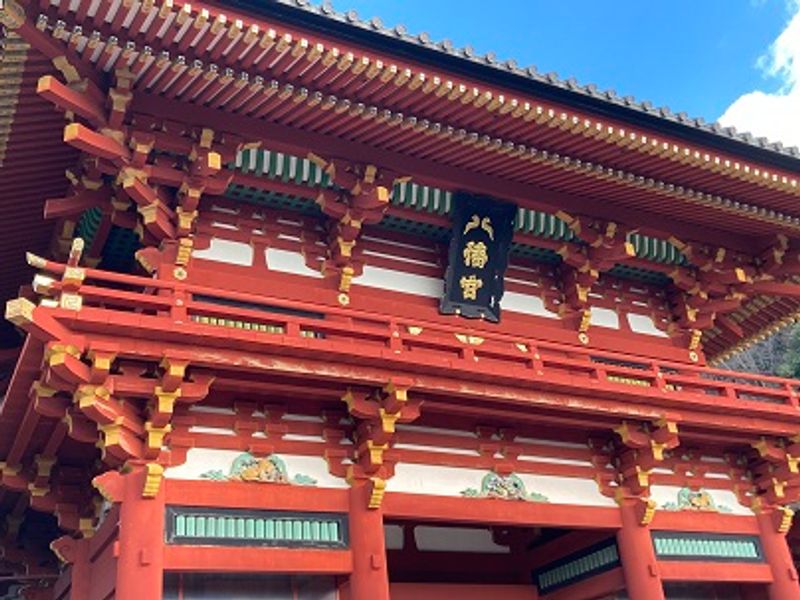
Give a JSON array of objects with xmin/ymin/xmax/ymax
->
[
  {"xmin": 723, "ymin": 384, "xmax": 739, "ymax": 401},
  {"xmin": 388, "ymin": 320, "xmax": 402, "ymax": 353},
  {"xmin": 285, "ymin": 321, "xmax": 301, "ymax": 337},
  {"xmin": 529, "ymin": 343, "xmax": 544, "ymax": 375},
  {"xmin": 652, "ymin": 365, "xmax": 668, "ymax": 392},
  {"xmin": 786, "ymin": 383, "xmax": 799, "ymax": 409},
  {"xmin": 170, "ymin": 287, "xmax": 188, "ymax": 323}
]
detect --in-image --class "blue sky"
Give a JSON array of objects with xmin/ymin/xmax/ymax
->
[{"xmin": 319, "ymin": 1, "xmax": 800, "ymax": 147}]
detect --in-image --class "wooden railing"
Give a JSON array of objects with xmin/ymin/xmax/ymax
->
[{"xmin": 32, "ymin": 260, "xmax": 800, "ymax": 417}]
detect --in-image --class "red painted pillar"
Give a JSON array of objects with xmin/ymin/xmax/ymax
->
[
  {"xmin": 70, "ymin": 539, "xmax": 90, "ymax": 600},
  {"xmin": 757, "ymin": 509, "xmax": 800, "ymax": 600},
  {"xmin": 616, "ymin": 501, "xmax": 665, "ymax": 600},
  {"xmin": 51, "ymin": 536, "xmax": 90, "ymax": 600},
  {"xmin": 348, "ymin": 481, "xmax": 389, "ymax": 600},
  {"xmin": 115, "ymin": 466, "xmax": 166, "ymax": 600}
]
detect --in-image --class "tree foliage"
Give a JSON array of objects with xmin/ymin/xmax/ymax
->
[{"xmin": 719, "ymin": 325, "xmax": 797, "ymax": 377}]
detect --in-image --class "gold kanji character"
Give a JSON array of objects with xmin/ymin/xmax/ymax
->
[
  {"xmin": 463, "ymin": 240, "xmax": 489, "ymax": 268},
  {"xmin": 460, "ymin": 275, "xmax": 483, "ymax": 300},
  {"xmin": 463, "ymin": 215, "xmax": 494, "ymax": 240}
]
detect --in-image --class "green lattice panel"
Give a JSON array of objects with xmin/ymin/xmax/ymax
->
[
  {"xmin": 651, "ymin": 532, "xmax": 763, "ymax": 562},
  {"xmin": 534, "ymin": 539, "xmax": 620, "ymax": 594},
  {"xmin": 165, "ymin": 506, "xmax": 347, "ymax": 549}
]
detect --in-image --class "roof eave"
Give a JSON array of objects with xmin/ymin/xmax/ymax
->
[{"xmin": 219, "ymin": 0, "xmax": 800, "ymax": 173}]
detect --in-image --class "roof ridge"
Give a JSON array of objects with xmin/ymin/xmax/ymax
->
[{"xmin": 271, "ymin": 0, "xmax": 800, "ymax": 161}]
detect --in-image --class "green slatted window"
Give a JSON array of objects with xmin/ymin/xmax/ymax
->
[
  {"xmin": 166, "ymin": 506, "xmax": 347, "ymax": 549},
  {"xmin": 534, "ymin": 539, "xmax": 620, "ymax": 594},
  {"xmin": 651, "ymin": 532, "xmax": 763, "ymax": 562}
]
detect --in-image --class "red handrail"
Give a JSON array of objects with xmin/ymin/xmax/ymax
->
[{"xmin": 35, "ymin": 258, "xmax": 800, "ymax": 413}]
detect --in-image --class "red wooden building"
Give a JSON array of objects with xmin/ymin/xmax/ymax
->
[{"xmin": 2, "ymin": 0, "xmax": 800, "ymax": 598}]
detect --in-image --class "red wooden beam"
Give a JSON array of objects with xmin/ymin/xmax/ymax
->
[
  {"xmin": 37, "ymin": 75, "xmax": 106, "ymax": 127},
  {"xmin": 164, "ymin": 479, "xmax": 348, "ymax": 513},
  {"xmin": 650, "ymin": 511, "xmax": 759, "ymax": 535},
  {"xmin": 658, "ymin": 561, "xmax": 772, "ymax": 583},
  {"xmin": 163, "ymin": 546, "xmax": 352, "ymax": 574},
  {"xmin": 529, "ymin": 530, "xmax": 616, "ymax": 571},
  {"xmin": 382, "ymin": 492, "xmax": 622, "ymax": 529},
  {"xmin": 44, "ymin": 189, "xmax": 108, "ymax": 219},
  {"xmin": 63, "ymin": 123, "xmax": 130, "ymax": 163}
]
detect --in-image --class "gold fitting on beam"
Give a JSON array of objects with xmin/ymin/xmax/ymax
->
[
  {"xmin": 153, "ymin": 387, "xmax": 181, "ymax": 416},
  {"xmin": 26, "ymin": 252, "xmax": 47, "ymax": 269},
  {"xmin": 5, "ymin": 297, "xmax": 35, "ymax": 326},
  {"xmin": 199, "ymin": 128, "xmax": 214, "ymax": 149},
  {"xmin": 35, "ymin": 456, "xmax": 56, "ymax": 477},
  {"xmin": 59, "ymin": 292, "xmax": 83, "ymax": 311},
  {"xmin": 144, "ymin": 422, "xmax": 172, "ymax": 450},
  {"xmin": 98, "ymin": 418, "xmax": 124, "ymax": 448},
  {"xmin": 368, "ymin": 477, "xmax": 386, "ymax": 509},
  {"xmin": 160, "ymin": 358, "xmax": 187, "ymax": 380},
  {"xmin": 363, "ymin": 440, "xmax": 388, "ymax": 466},
  {"xmin": 142, "ymin": 463, "xmax": 165, "ymax": 497}
]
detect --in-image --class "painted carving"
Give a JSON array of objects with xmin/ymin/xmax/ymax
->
[
  {"xmin": 461, "ymin": 472, "xmax": 548, "ymax": 502},
  {"xmin": 662, "ymin": 487, "xmax": 732, "ymax": 513},
  {"xmin": 200, "ymin": 453, "xmax": 317, "ymax": 486}
]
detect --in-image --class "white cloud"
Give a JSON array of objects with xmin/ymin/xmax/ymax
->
[{"xmin": 717, "ymin": 1, "xmax": 800, "ymax": 149}]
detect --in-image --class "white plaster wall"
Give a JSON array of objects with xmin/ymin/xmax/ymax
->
[
  {"xmin": 386, "ymin": 464, "xmax": 486, "ymax": 497},
  {"xmin": 265, "ymin": 248, "xmax": 323, "ymax": 278},
  {"xmin": 387, "ymin": 463, "xmax": 617, "ymax": 507},
  {"xmin": 590, "ymin": 307, "xmax": 620, "ymax": 329},
  {"xmin": 650, "ymin": 484, "xmax": 752, "ymax": 516},
  {"xmin": 502, "ymin": 292, "xmax": 559, "ymax": 319},
  {"xmin": 164, "ymin": 448, "xmax": 348, "ymax": 488},
  {"xmin": 354, "ymin": 265, "xmax": 443, "ymax": 298},
  {"xmin": 627, "ymin": 313, "xmax": 669, "ymax": 337},
  {"xmin": 515, "ymin": 473, "xmax": 617, "ymax": 507},
  {"xmin": 193, "ymin": 238, "xmax": 253, "ymax": 266}
]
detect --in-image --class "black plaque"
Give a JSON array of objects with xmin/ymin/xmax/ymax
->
[{"xmin": 440, "ymin": 193, "xmax": 516, "ymax": 322}]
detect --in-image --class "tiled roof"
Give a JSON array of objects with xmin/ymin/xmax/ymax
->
[
  {"xmin": 0, "ymin": 34, "xmax": 75, "ymax": 346},
  {"xmin": 242, "ymin": 0, "xmax": 800, "ymax": 165}
]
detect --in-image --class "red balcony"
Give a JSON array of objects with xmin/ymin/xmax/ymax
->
[{"xmin": 10, "ymin": 256, "xmax": 800, "ymax": 442}]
